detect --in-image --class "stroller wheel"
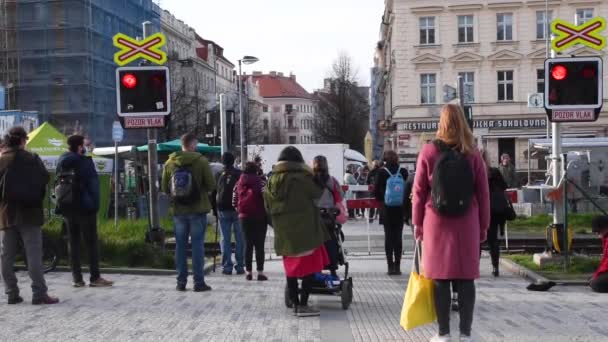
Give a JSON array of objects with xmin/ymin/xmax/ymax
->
[
  {"xmin": 341, "ymin": 280, "xmax": 352, "ymax": 310},
  {"xmin": 284, "ymin": 285, "xmax": 294, "ymax": 309}
]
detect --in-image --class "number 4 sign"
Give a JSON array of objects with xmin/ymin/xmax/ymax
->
[{"xmin": 551, "ymin": 17, "xmax": 606, "ymax": 52}]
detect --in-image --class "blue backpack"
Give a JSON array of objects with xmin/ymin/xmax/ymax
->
[{"xmin": 384, "ymin": 167, "xmax": 405, "ymax": 207}]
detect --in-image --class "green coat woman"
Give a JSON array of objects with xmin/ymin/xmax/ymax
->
[
  {"xmin": 263, "ymin": 146, "xmax": 330, "ymax": 316},
  {"xmin": 264, "ymin": 158, "xmax": 329, "ymax": 257}
]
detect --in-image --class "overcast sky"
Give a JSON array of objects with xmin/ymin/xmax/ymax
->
[{"xmin": 163, "ymin": 0, "xmax": 384, "ymax": 91}]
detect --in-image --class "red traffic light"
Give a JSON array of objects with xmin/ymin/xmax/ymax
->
[
  {"xmin": 122, "ymin": 73, "xmax": 137, "ymax": 89},
  {"xmin": 551, "ymin": 65, "xmax": 567, "ymax": 80}
]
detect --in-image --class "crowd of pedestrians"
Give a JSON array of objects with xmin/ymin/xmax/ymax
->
[{"xmin": 1, "ymin": 101, "xmax": 606, "ymax": 340}]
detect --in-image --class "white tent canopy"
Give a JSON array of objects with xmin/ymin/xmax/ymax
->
[
  {"xmin": 344, "ymin": 149, "xmax": 367, "ymax": 163},
  {"xmin": 93, "ymin": 146, "xmax": 135, "ymax": 157}
]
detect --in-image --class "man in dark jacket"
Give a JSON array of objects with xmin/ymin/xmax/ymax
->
[
  {"xmin": 0, "ymin": 126, "xmax": 59, "ymax": 305},
  {"xmin": 56, "ymin": 135, "xmax": 113, "ymax": 288},
  {"xmin": 367, "ymin": 160, "xmax": 382, "ymax": 223},
  {"xmin": 215, "ymin": 152, "xmax": 244, "ymax": 275}
]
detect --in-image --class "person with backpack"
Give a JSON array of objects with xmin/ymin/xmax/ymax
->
[
  {"xmin": 0, "ymin": 126, "xmax": 59, "ymax": 305},
  {"xmin": 232, "ymin": 162, "xmax": 268, "ymax": 281},
  {"xmin": 216, "ymin": 152, "xmax": 244, "ymax": 275},
  {"xmin": 412, "ymin": 104, "xmax": 490, "ymax": 342},
  {"xmin": 162, "ymin": 133, "xmax": 216, "ymax": 292},
  {"xmin": 56, "ymin": 134, "xmax": 113, "ymax": 288},
  {"xmin": 374, "ymin": 150, "xmax": 408, "ymax": 276}
]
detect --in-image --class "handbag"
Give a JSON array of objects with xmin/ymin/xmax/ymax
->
[
  {"xmin": 400, "ymin": 240, "xmax": 437, "ymax": 331},
  {"xmin": 504, "ymin": 200, "xmax": 517, "ymax": 221}
]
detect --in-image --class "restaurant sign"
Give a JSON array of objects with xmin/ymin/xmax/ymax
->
[{"xmin": 398, "ymin": 118, "xmax": 548, "ymax": 132}]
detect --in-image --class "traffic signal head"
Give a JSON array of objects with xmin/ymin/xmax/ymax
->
[
  {"xmin": 544, "ymin": 57, "xmax": 602, "ymax": 110},
  {"xmin": 116, "ymin": 66, "xmax": 171, "ymax": 116}
]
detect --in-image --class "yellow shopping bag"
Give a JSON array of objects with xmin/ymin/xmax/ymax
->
[{"xmin": 400, "ymin": 241, "xmax": 437, "ymax": 331}]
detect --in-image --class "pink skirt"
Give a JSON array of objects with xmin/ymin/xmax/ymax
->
[{"xmin": 283, "ymin": 245, "xmax": 329, "ymax": 278}]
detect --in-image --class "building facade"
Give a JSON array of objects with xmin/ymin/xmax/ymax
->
[
  {"xmin": 249, "ymin": 71, "xmax": 316, "ymax": 145},
  {"xmin": 378, "ymin": 0, "xmax": 608, "ymax": 176},
  {"xmin": 0, "ymin": 0, "xmax": 161, "ymax": 145}
]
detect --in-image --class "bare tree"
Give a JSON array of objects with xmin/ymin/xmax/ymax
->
[
  {"xmin": 313, "ymin": 53, "xmax": 369, "ymax": 152},
  {"xmin": 244, "ymin": 101, "xmax": 267, "ymax": 145}
]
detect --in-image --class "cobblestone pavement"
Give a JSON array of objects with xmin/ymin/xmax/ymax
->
[{"xmin": 1, "ymin": 252, "xmax": 607, "ymax": 341}]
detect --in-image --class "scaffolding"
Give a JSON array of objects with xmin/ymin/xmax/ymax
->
[{"xmin": 0, "ymin": 0, "xmax": 160, "ymax": 144}]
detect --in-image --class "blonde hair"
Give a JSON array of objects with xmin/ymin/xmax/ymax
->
[{"xmin": 436, "ymin": 104, "xmax": 476, "ymax": 154}]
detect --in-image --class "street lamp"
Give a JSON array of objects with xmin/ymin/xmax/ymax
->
[{"xmin": 238, "ymin": 55, "xmax": 259, "ymax": 169}]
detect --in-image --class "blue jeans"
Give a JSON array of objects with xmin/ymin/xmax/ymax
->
[
  {"xmin": 218, "ymin": 210, "xmax": 244, "ymax": 273},
  {"xmin": 173, "ymin": 214, "xmax": 207, "ymax": 286}
]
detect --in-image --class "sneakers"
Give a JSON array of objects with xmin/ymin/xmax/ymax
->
[
  {"xmin": 236, "ymin": 269, "xmax": 246, "ymax": 275},
  {"xmin": 246, "ymin": 273, "xmax": 253, "ymax": 281},
  {"xmin": 90, "ymin": 277, "xmax": 114, "ymax": 287},
  {"xmin": 257, "ymin": 274, "xmax": 268, "ymax": 281},
  {"xmin": 72, "ymin": 280, "xmax": 86, "ymax": 288},
  {"xmin": 193, "ymin": 284, "xmax": 212, "ymax": 292},
  {"xmin": 429, "ymin": 334, "xmax": 451, "ymax": 342},
  {"xmin": 176, "ymin": 284, "xmax": 186, "ymax": 292},
  {"xmin": 294, "ymin": 305, "xmax": 320, "ymax": 317},
  {"xmin": 222, "ymin": 270, "xmax": 233, "ymax": 275},
  {"xmin": 492, "ymin": 268, "xmax": 500, "ymax": 277},
  {"xmin": 32, "ymin": 294, "xmax": 59, "ymax": 305},
  {"xmin": 8, "ymin": 295, "xmax": 23, "ymax": 305}
]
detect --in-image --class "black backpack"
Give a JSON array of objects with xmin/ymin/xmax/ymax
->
[
  {"xmin": 431, "ymin": 141, "xmax": 475, "ymax": 217},
  {"xmin": 54, "ymin": 167, "xmax": 80, "ymax": 213},
  {"xmin": 216, "ymin": 168, "xmax": 240, "ymax": 211},
  {"xmin": 0, "ymin": 150, "xmax": 47, "ymax": 208}
]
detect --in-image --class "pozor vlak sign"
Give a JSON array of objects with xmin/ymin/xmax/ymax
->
[{"xmin": 544, "ymin": 56, "xmax": 603, "ymax": 123}]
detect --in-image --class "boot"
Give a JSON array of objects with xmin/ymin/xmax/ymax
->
[
  {"xmin": 492, "ymin": 266, "xmax": 500, "ymax": 277},
  {"xmin": 387, "ymin": 261, "xmax": 395, "ymax": 275},
  {"xmin": 393, "ymin": 260, "xmax": 402, "ymax": 275}
]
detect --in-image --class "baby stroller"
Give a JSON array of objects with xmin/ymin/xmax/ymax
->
[{"xmin": 284, "ymin": 208, "xmax": 354, "ymax": 310}]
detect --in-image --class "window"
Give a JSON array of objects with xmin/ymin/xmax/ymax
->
[
  {"xmin": 576, "ymin": 8, "xmax": 594, "ymax": 25},
  {"xmin": 536, "ymin": 10, "xmax": 553, "ymax": 40},
  {"xmin": 536, "ymin": 69, "xmax": 545, "ymax": 94},
  {"xmin": 263, "ymin": 105, "xmax": 268, "ymax": 113},
  {"xmin": 496, "ymin": 13, "xmax": 513, "ymax": 41},
  {"xmin": 420, "ymin": 73, "xmax": 436, "ymax": 104},
  {"xmin": 497, "ymin": 71, "xmax": 514, "ymax": 101},
  {"xmin": 420, "ymin": 17, "xmax": 435, "ymax": 44},
  {"xmin": 289, "ymin": 136, "xmax": 296, "ymax": 144},
  {"xmin": 458, "ymin": 15, "xmax": 474, "ymax": 43},
  {"xmin": 285, "ymin": 104, "xmax": 293, "ymax": 114},
  {"xmin": 287, "ymin": 117, "xmax": 294, "ymax": 128},
  {"xmin": 458, "ymin": 72, "xmax": 475, "ymax": 103},
  {"xmin": 263, "ymin": 119, "xmax": 269, "ymax": 130}
]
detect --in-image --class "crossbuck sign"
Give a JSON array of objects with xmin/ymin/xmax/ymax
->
[
  {"xmin": 113, "ymin": 33, "xmax": 167, "ymax": 66},
  {"xmin": 551, "ymin": 17, "xmax": 606, "ymax": 52}
]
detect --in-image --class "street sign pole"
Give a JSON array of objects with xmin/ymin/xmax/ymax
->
[
  {"xmin": 112, "ymin": 121, "xmax": 123, "ymax": 231},
  {"xmin": 114, "ymin": 139, "xmax": 119, "ymax": 230},
  {"xmin": 142, "ymin": 21, "xmax": 161, "ymax": 235},
  {"xmin": 219, "ymin": 93, "xmax": 227, "ymax": 154}
]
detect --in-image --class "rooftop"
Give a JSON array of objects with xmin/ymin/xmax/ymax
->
[{"xmin": 250, "ymin": 72, "xmax": 311, "ymax": 99}]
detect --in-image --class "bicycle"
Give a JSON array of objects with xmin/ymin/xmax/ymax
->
[{"xmin": 13, "ymin": 227, "xmax": 61, "ymax": 274}]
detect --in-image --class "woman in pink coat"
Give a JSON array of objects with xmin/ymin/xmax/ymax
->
[{"xmin": 412, "ymin": 104, "xmax": 490, "ymax": 342}]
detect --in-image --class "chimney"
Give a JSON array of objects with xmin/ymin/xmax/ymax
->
[
  {"xmin": 252, "ymin": 71, "xmax": 262, "ymax": 76},
  {"xmin": 290, "ymin": 73, "xmax": 296, "ymax": 81},
  {"xmin": 269, "ymin": 71, "xmax": 276, "ymax": 77},
  {"xmin": 278, "ymin": 72, "xmax": 284, "ymax": 77}
]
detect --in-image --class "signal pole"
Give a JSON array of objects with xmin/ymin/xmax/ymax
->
[{"xmin": 143, "ymin": 21, "xmax": 161, "ymax": 235}]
